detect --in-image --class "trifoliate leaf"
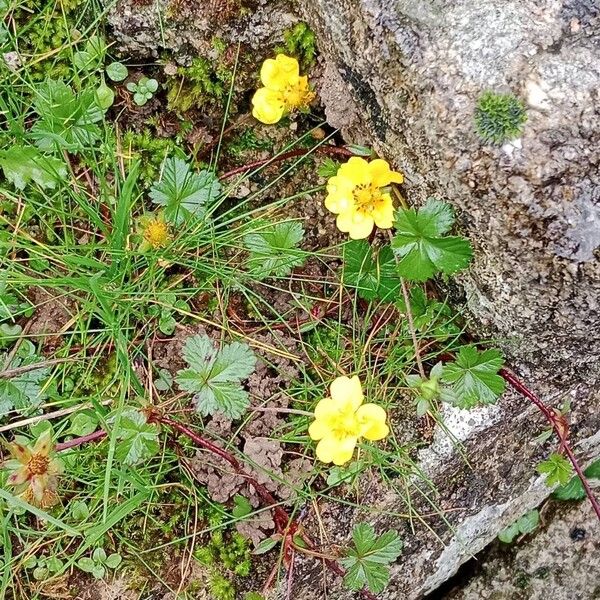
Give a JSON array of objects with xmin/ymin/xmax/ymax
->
[
  {"xmin": 244, "ymin": 221, "xmax": 305, "ymax": 279},
  {"xmin": 391, "ymin": 198, "xmax": 472, "ymax": 281},
  {"xmin": 175, "ymin": 334, "xmax": 256, "ymax": 420},
  {"xmin": 232, "ymin": 494, "xmax": 253, "ymax": 518},
  {"xmin": 441, "ymin": 346, "xmax": 505, "ymax": 408},
  {"xmin": 340, "ymin": 524, "xmax": 402, "ymax": 594},
  {"xmin": 31, "ymin": 80, "xmax": 105, "ymax": 153},
  {"xmin": 537, "ymin": 452, "xmax": 573, "ymax": 487},
  {"xmin": 149, "ymin": 157, "xmax": 221, "ymax": 225},
  {"xmin": 113, "ymin": 409, "xmax": 160, "ymax": 466},
  {"xmin": 343, "ymin": 240, "xmax": 400, "ymax": 301},
  {"xmin": 0, "ymin": 146, "xmax": 66, "ymax": 190}
]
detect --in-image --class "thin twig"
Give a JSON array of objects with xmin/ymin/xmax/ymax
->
[
  {"xmin": 0, "ymin": 358, "xmax": 74, "ymax": 379},
  {"xmin": 500, "ymin": 367, "xmax": 600, "ymax": 521},
  {"xmin": 220, "ymin": 145, "xmax": 353, "ymax": 180},
  {"xmin": 56, "ymin": 430, "xmax": 107, "ymax": 452}
]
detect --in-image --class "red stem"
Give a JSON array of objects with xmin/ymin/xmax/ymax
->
[
  {"xmin": 220, "ymin": 145, "xmax": 353, "ymax": 180},
  {"xmin": 56, "ymin": 429, "xmax": 107, "ymax": 451},
  {"xmin": 500, "ymin": 367, "xmax": 600, "ymax": 520}
]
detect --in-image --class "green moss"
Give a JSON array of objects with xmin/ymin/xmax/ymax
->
[
  {"xmin": 208, "ymin": 572, "xmax": 236, "ymax": 600},
  {"xmin": 276, "ymin": 22, "xmax": 317, "ymax": 68},
  {"xmin": 474, "ymin": 91, "xmax": 527, "ymax": 145},
  {"xmin": 122, "ymin": 129, "xmax": 187, "ymax": 186},
  {"xmin": 166, "ymin": 56, "xmax": 232, "ymax": 114},
  {"xmin": 227, "ymin": 128, "xmax": 273, "ymax": 159}
]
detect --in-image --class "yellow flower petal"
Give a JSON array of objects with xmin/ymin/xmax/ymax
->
[
  {"xmin": 33, "ymin": 431, "xmax": 52, "ymax": 457},
  {"xmin": 330, "ymin": 375, "xmax": 363, "ymax": 408},
  {"xmin": 372, "ymin": 193, "xmax": 394, "ymax": 229},
  {"xmin": 251, "ymin": 88, "xmax": 285, "ymax": 124},
  {"xmin": 325, "ymin": 191, "xmax": 353, "ymax": 214},
  {"xmin": 316, "ymin": 434, "xmax": 357, "ymax": 465},
  {"xmin": 260, "ymin": 54, "xmax": 299, "ymax": 90},
  {"xmin": 368, "ymin": 158, "xmax": 404, "ymax": 187},
  {"xmin": 308, "ymin": 417, "xmax": 329, "ymax": 441},
  {"xmin": 356, "ymin": 404, "xmax": 389, "ymax": 441},
  {"xmin": 340, "ymin": 211, "xmax": 375, "ymax": 240},
  {"xmin": 338, "ymin": 156, "xmax": 371, "ymax": 187}
]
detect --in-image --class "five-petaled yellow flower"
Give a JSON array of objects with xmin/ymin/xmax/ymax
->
[
  {"xmin": 3, "ymin": 431, "xmax": 62, "ymax": 508},
  {"xmin": 252, "ymin": 54, "xmax": 315, "ymax": 125},
  {"xmin": 325, "ymin": 157, "xmax": 404, "ymax": 239},
  {"xmin": 309, "ymin": 376, "xmax": 389, "ymax": 465}
]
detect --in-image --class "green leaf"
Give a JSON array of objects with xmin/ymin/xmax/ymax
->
[
  {"xmin": 77, "ymin": 557, "xmax": 96, "ymax": 573},
  {"xmin": 95, "ymin": 81, "xmax": 114, "ymax": 110},
  {"xmin": 537, "ymin": 453, "xmax": 573, "ymax": 487},
  {"xmin": 0, "ymin": 145, "xmax": 66, "ymax": 190},
  {"xmin": 317, "ymin": 157, "xmax": 339, "ymax": 178},
  {"xmin": 440, "ymin": 346, "xmax": 505, "ymax": 408},
  {"xmin": 71, "ymin": 500, "xmax": 90, "ymax": 521},
  {"xmin": 244, "ymin": 221, "xmax": 305, "ymax": 279},
  {"xmin": 69, "ymin": 412, "xmax": 98, "ymax": 437},
  {"xmin": 498, "ymin": 521, "xmax": 520, "ymax": 543},
  {"xmin": 91, "ymin": 564, "xmax": 106, "ymax": 579},
  {"xmin": 343, "ymin": 240, "xmax": 400, "ymax": 301},
  {"xmin": 340, "ymin": 524, "xmax": 402, "ymax": 594},
  {"xmin": 232, "ymin": 494, "xmax": 252, "ymax": 519},
  {"xmin": 0, "ymin": 354, "xmax": 49, "ymax": 417},
  {"xmin": 391, "ymin": 198, "xmax": 472, "ymax": 281},
  {"xmin": 253, "ymin": 536, "xmax": 279, "ymax": 555},
  {"xmin": 554, "ymin": 459, "xmax": 600, "ymax": 501},
  {"xmin": 113, "ymin": 409, "xmax": 160, "ymax": 466},
  {"xmin": 106, "ymin": 62, "xmax": 128, "ymax": 82},
  {"xmin": 31, "ymin": 80, "xmax": 105, "ymax": 153},
  {"xmin": 149, "ymin": 157, "xmax": 221, "ymax": 225},
  {"xmin": 176, "ymin": 334, "xmax": 256, "ymax": 420},
  {"xmin": 92, "ymin": 548, "xmax": 107, "ymax": 563},
  {"xmin": 516, "ymin": 509, "xmax": 539, "ymax": 534},
  {"xmin": 585, "ymin": 459, "xmax": 600, "ymax": 479},
  {"xmin": 104, "ymin": 553, "xmax": 122, "ymax": 569}
]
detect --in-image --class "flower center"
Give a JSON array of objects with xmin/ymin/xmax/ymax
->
[
  {"xmin": 282, "ymin": 80, "xmax": 314, "ymax": 110},
  {"xmin": 28, "ymin": 454, "xmax": 49, "ymax": 476},
  {"xmin": 353, "ymin": 184, "xmax": 384, "ymax": 214},
  {"xmin": 144, "ymin": 220, "xmax": 169, "ymax": 247},
  {"xmin": 331, "ymin": 411, "xmax": 360, "ymax": 439}
]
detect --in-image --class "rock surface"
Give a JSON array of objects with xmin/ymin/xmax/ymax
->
[{"xmin": 445, "ymin": 500, "xmax": 600, "ymax": 600}]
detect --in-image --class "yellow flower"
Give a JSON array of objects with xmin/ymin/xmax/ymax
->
[
  {"xmin": 308, "ymin": 375, "xmax": 389, "ymax": 465},
  {"xmin": 324, "ymin": 157, "xmax": 404, "ymax": 239},
  {"xmin": 140, "ymin": 213, "xmax": 171, "ymax": 250},
  {"xmin": 2, "ymin": 431, "xmax": 62, "ymax": 508},
  {"xmin": 251, "ymin": 54, "xmax": 315, "ymax": 124}
]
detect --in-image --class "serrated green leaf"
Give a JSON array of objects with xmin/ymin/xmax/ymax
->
[
  {"xmin": 0, "ymin": 146, "xmax": 66, "ymax": 190},
  {"xmin": 392, "ymin": 198, "xmax": 472, "ymax": 281},
  {"xmin": 441, "ymin": 346, "xmax": 505, "ymax": 408},
  {"xmin": 340, "ymin": 524, "xmax": 402, "ymax": 594},
  {"xmin": 584, "ymin": 459, "xmax": 600, "ymax": 479},
  {"xmin": 149, "ymin": 157, "xmax": 221, "ymax": 225},
  {"xmin": 244, "ymin": 221, "xmax": 305, "ymax": 279},
  {"xmin": 0, "ymin": 354, "xmax": 49, "ymax": 417},
  {"xmin": 343, "ymin": 240, "xmax": 400, "ymax": 301},
  {"xmin": 516, "ymin": 509, "xmax": 539, "ymax": 534},
  {"xmin": 176, "ymin": 335, "xmax": 256, "ymax": 420},
  {"xmin": 537, "ymin": 453, "xmax": 573, "ymax": 487},
  {"xmin": 113, "ymin": 409, "xmax": 160, "ymax": 466},
  {"xmin": 553, "ymin": 475, "xmax": 585, "ymax": 501},
  {"xmin": 31, "ymin": 80, "xmax": 104, "ymax": 153}
]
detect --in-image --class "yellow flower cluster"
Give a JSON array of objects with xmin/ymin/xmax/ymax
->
[
  {"xmin": 3, "ymin": 432, "xmax": 62, "ymax": 508},
  {"xmin": 139, "ymin": 213, "xmax": 171, "ymax": 251},
  {"xmin": 252, "ymin": 54, "xmax": 315, "ymax": 125},
  {"xmin": 309, "ymin": 376, "xmax": 389, "ymax": 465},
  {"xmin": 325, "ymin": 157, "xmax": 404, "ymax": 239}
]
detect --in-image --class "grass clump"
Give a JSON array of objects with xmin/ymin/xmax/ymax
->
[{"xmin": 474, "ymin": 90, "xmax": 527, "ymax": 144}]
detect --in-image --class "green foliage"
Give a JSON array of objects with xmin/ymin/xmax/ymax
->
[
  {"xmin": 475, "ymin": 91, "xmax": 527, "ymax": 145},
  {"xmin": 276, "ymin": 22, "xmax": 317, "ymax": 68},
  {"xmin": 498, "ymin": 509, "xmax": 540, "ymax": 543},
  {"xmin": 327, "ymin": 460, "xmax": 364, "ymax": 487},
  {"xmin": 340, "ymin": 523, "xmax": 403, "ymax": 594},
  {"xmin": 0, "ymin": 343, "xmax": 49, "ymax": 417},
  {"xmin": 23, "ymin": 554, "xmax": 64, "ymax": 581},
  {"xmin": 106, "ymin": 61, "xmax": 128, "ymax": 82},
  {"xmin": 73, "ymin": 35, "xmax": 107, "ymax": 72},
  {"xmin": 441, "ymin": 346, "xmax": 505, "ymax": 408},
  {"xmin": 150, "ymin": 157, "xmax": 222, "ymax": 225},
  {"xmin": 553, "ymin": 459, "xmax": 600, "ymax": 501},
  {"xmin": 0, "ymin": 273, "xmax": 31, "ymax": 345},
  {"xmin": 227, "ymin": 128, "xmax": 273, "ymax": 159},
  {"xmin": 176, "ymin": 334, "xmax": 257, "ymax": 420},
  {"xmin": 126, "ymin": 76, "xmax": 158, "ymax": 106},
  {"xmin": 537, "ymin": 453, "xmax": 573, "ymax": 487},
  {"xmin": 77, "ymin": 547, "xmax": 122, "ymax": 580},
  {"xmin": 166, "ymin": 57, "xmax": 231, "ymax": 113},
  {"xmin": 232, "ymin": 494, "xmax": 252, "ymax": 519},
  {"xmin": 31, "ymin": 80, "xmax": 105, "ymax": 154},
  {"xmin": 0, "ymin": 145, "xmax": 66, "ymax": 190},
  {"xmin": 317, "ymin": 157, "xmax": 339, "ymax": 178},
  {"xmin": 391, "ymin": 198, "xmax": 472, "ymax": 281},
  {"xmin": 343, "ymin": 240, "xmax": 400, "ymax": 301},
  {"xmin": 112, "ymin": 409, "xmax": 161, "ymax": 466},
  {"xmin": 147, "ymin": 294, "xmax": 190, "ymax": 335},
  {"xmin": 244, "ymin": 221, "xmax": 305, "ymax": 279},
  {"xmin": 208, "ymin": 572, "xmax": 236, "ymax": 600},
  {"xmin": 406, "ymin": 362, "xmax": 445, "ymax": 417}
]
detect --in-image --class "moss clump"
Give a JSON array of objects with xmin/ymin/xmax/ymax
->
[
  {"xmin": 227, "ymin": 128, "xmax": 273, "ymax": 159},
  {"xmin": 276, "ymin": 22, "xmax": 317, "ymax": 68},
  {"xmin": 474, "ymin": 91, "xmax": 527, "ymax": 145},
  {"xmin": 166, "ymin": 56, "xmax": 232, "ymax": 114},
  {"xmin": 122, "ymin": 129, "xmax": 187, "ymax": 186}
]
